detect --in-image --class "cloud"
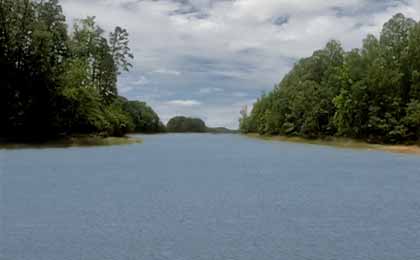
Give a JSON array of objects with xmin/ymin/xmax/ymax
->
[
  {"xmin": 167, "ymin": 99, "xmax": 202, "ymax": 106},
  {"xmin": 153, "ymin": 68, "xmax": 182, "ymax": 76},
  {"xmin": 131, "ymin": 76, "xmax": 149, "ymax": 86},
  {"xmin": 199, "ymin": 87, "xmax": 224, "ymax": 94},
  {"xmin": 119, "ymin": 85, "xmax": 134, "ymax": 94},
  {"xmin": 232, "ymin": 92, "xmax": 248, "ymax": 98},
  {"xmin": 60, "ymin": 0, "xmax": 420, "ymax": 128},
  {"xmin": 152, "ymin": 98, "xmax": 256, "ymax": 129}
]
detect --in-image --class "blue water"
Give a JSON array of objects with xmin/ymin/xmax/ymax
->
[{"xmin": 1, "ymin": 134, "xmax": 420, "ymax": 260}]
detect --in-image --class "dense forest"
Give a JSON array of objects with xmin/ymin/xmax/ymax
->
[
  {"xmin": 0, "ymin": 0, "xmax": 163, "ymax": 141},
  {"xmin": 120, "ymin": 98, "xmax": 166, "ymax": 133},
  {"xmin": 240, "ymin": 13, "xmax": 420, "ymax": 144},
  {"xmin": 166, "ymin": 116, "xmax": 237, "ymax": 133},
  {"xmin": 166, "ymin": 117, "xmax": 207, "ymax": 133}
]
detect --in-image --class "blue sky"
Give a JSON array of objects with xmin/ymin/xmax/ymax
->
[{"xmin": 61, "ymin": 0, "xmax": 420, "ymax": 129}]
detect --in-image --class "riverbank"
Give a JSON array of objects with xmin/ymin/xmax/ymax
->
[
  {"xmin": 0, "ymin": 135, "xmax": 143, "ymax": 149},
  {"xmin": 246, "ymin": 134, "xmax": 420, "ymax": 156}
]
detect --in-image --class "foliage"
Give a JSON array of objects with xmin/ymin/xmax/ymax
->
[
  {"xmin": 241, "ymin": 13, "xmax": 420, "ymax": 144},
  {"xmin": 166, "ymin": 116, "xmax": 207, "ymax": 133},
  {"xmin": 0, "ymin": 0, "xmax": 160, "ymax": 140},
  {"xmin": 121, "ymin": 99, "xmax": 165, "ymax": 133}
]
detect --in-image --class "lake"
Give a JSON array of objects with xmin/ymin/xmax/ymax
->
[{"xmin": 1, "ymin": 134, "xmax": 420, "ymax": 260}]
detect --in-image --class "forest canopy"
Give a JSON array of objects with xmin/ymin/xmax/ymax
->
[
  {"xmin": 0, "ymin": 0, "xmax": 162, "ymax": 141},
  {"xmin": 166, "ymin": 116, "xmax": 237, "ymax": 133},
  {"xmin": 240, "ymin": 13, "xmax": 420, "ymax": 144},
  {"xmin": 120, "ymin": 98, "xmax": 166, "ymax": 133},
  {"xmin": 166, "ymin": 116, "xmax": 207, "ymax": 133}
]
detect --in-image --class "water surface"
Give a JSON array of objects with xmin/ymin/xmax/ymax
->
[{"xmin": 1, "ymin": 134, "xmax": 420, "ymax": 260}]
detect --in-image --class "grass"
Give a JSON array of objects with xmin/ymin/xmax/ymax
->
[
  {"xmin": 246, "ymin": 133, "xmax": 420, "ymax": 156},
  {"xmin": 0, "ymin": 135, "xmax": 143, "ymax": 149}
]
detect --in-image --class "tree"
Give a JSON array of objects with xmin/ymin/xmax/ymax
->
[
  {"xmin": 0, "ymin": 0, "xmax": 69, "ymax": 138},
  {"xmin": 0, "ymin": 0, "xmax": 149, "ymax": 141},
  {"xmin": 121, "ymin": 100, "xmax": 164, "ymax": 133},
  {"xmin": 167, "ymin": 117, "xmax": 207, "ymax": 133},
  {"xmin": 70, "ymin": 17, "xmax": 117, "ymax": 103},
  {"xmin": 241, "ymin": 14, "xmax": 420, "ymax": 144},
  {"xmin": 110, "ymin": 26, "xmax": 133, "ymax": 74}
]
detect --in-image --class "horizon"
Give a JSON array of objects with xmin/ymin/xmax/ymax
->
[{"xmin": 61, "ymin": 0, "xmax": 420, "ymax": 129}]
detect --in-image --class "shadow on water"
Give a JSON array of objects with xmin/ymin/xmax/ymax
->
[{"xmin": 0, "ymin": 136, "xmax": 142, "ymax": 149}]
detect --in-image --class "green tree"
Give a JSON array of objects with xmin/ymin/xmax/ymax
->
[
  {"xmin": 0, "ymin": 0, "xmax": 69, "ymax": 138},
  {"xmin": 0, "ymin": 0, "xmax": 146, "ymax": 141},
  {"xmin": 110, "ymin": 26, "xmax": 134, "ymax": 74},
  {"xmin": 167, "ymin": 116, "xmax": 207, "ymax": 133},
  {"xmin": 122, "ymin": 100, "xmax": 164, "ymax": 133},
  {"xmin": 242, "ymin": 13, "xmax": 420, "ymax": 144}
]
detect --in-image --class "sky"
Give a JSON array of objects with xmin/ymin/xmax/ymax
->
[{"xmin": 60, "ymin": 0, "xmax": 420, "ymax": 129}]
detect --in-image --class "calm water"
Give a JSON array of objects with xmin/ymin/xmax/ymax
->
[{"xmin": 1, "ymin": 134, "xmax": 420, "ymax": 260}]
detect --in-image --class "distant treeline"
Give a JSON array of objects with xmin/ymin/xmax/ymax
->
[
  {"xmin": 240, "ymin": 13, "xmax": 420, "ymax": 144},
  {"xmin": 167, "ymin": 117, "xmax": 207, "ymax": 133},
  {"xmin": 0, "ymin": 0, "xmax": 163, "ymax": 141},
  {"xmin": 166, "ymin": 116, "xmax": 237, "ymax": 133}
]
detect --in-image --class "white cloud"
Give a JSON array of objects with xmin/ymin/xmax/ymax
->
[
  {"xmin": 167, "ymin": 99, "xmax": 202, "ymax": 106},
  {"xmin": 119, "ymin": 85, "xmax": 134, "ymax": 94},
  {"xmin": 153, "ymin": 68, "xmax": 182, "ymax": 76},
  {"xmin": 232, "ymin": 92, "xmax": 249, "ymax": 98},
  {"xmin": 152, "ymin": 98, "xmax": 256, "ymax": 129},
  {"xmin": 199, "ymin": 87, "xmax": 224, "ymax": 94},
  {"xmin": 131, "ymin": 76, "xmax": 149, "ymax": 86}
]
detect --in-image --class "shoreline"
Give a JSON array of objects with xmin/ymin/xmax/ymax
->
[
  {"xmin": 246, "ymin": 133, "xmax": 420, "ymax": 156},
  {"xmin": 0, "ymin": 135, "xmax": 143, "ymax": 149}
]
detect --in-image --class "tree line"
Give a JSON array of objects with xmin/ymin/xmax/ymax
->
[
  {"xmin": 240, "ymin": 13, "xmax": 420, "ymax": 144},
  {"xmin": 166, "ymin": 116, "xmax": 238, "ymax": 133},
  {"xmin": 166, "ymin": 116, "xmax": 207, "ymax": 133},
  {"xmin": 0, "ymin": 0, "xmax": 163, "ymax": 141}
]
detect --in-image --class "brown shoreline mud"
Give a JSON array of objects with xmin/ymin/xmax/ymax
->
[{"xmin": 246, "ymin": 134, "xmax": 420, "ymax": 156}]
